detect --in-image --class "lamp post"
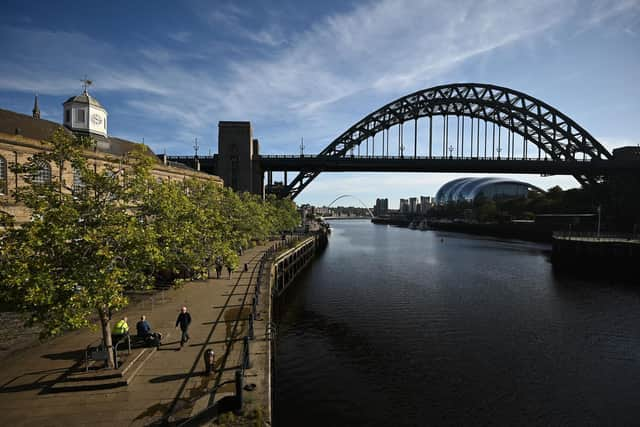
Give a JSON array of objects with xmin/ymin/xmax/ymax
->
[
  {"xmin": 193, "ymin": 138, "xmax": 200, "ymax": 159},
  {"xmin": 496, "ymin": 147, "xmax": 501, "ymax": 159},
  {"xmin": 448, "ymin": 145, "xmax": 455, "ymax": 159}
]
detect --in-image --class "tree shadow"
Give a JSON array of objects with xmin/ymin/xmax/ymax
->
[
  {"xmin": 41, "ymin": 349, "xmax": 83, "ymax": 361},
  {"xmin": 0, "ymin": 364, "xmax": 78, "ymax": 394},
  {"xmin": 149, "ymin": 373, "xmax": 193, "ymax": 384},
  {"xmin": 181, "ymin": 395, "xmax": 238, "ymax": 426}
]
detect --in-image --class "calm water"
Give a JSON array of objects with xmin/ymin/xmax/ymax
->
[{"xmin": 273, "ymin": 220, "xmax": 640, "ymax": 426}]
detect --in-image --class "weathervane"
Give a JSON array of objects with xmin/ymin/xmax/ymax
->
[{"xmin": 81, "ymin": 76, "xmax": 93, "ymax": 94}]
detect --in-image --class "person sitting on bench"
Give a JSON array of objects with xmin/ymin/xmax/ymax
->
[
  {"xmin": 136, "ymin": 315, "xmax": 162, "ymax": 346},
  {"xmin": 111, "ymin": 316, "xmax": 129, "ymax": 347}
]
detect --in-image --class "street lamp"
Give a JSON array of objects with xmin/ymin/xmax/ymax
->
[
  {"xmin": 448, "ymin": 145, "xmax": 455, "ymax": 159},
  {"xmin": 496, "ymin": 147, "xmax": 502, "ymax": 159},
  {"xmin": 193, "ymin": 137, "xmax": 200, "ymax": 159}
]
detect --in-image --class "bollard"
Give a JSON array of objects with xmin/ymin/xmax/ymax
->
[
  {"xmin": 244, "ymin": 263, "xmax": 248, "ymax": 272},
  {"xmin": 243, "ymin": 336, "xmax": 251, "ymax": 369},
  {"xmin": 235, "ymin": 369, "xmax": 243, "ymax": 412},
  {"xmin": 249, "ymin": 313, "xmax": 254, "ymax": 340},
  {"xmin": 204, "ymin": 348, "xmax": 215, "ymax": 375}
]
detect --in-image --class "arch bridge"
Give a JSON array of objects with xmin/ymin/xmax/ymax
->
[{"xmin": 166, "ymin": 83, "xmax": 639, "ymax": 199}]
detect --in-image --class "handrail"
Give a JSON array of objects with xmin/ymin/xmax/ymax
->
[
  {"xmin": 113, "ymin": 334, "xmax": 131, "ymax": 368},
  {"xmin": 553, "ymin": 231, "xmax": 638, "ymax": 242}
]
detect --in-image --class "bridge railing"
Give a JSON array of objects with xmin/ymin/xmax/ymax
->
[{"xmin": 259, "ymin": 154, "xmax": 593, "ymax": 162}]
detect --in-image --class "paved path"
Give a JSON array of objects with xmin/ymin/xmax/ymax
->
[{"xmin": 0, "ymin": 243, "xmax": 273, "ymax": 426}]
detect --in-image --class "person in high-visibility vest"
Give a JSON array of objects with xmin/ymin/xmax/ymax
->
[{"xmin": 111, "ymin": 316, "xmax": 129, "ymax": 346}]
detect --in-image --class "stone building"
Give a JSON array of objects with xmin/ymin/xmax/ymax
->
[{"xmin": 0, "ymin": 89, "xmax": 222, "ymax": 223}]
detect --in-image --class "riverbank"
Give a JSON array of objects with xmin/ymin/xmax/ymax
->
[
  {"xmin": 371, "ymin": 216, "xmax": 575, "ymax": 243},
  {"xmin": 552, "ymin": 232, "xmax": 640, "ymax": 278},
  {"xmin": 426, "ymin": 220, "xmax": 552, "ymax": 242}
]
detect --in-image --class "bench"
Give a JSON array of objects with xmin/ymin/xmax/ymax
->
[{"xmin": 84, "ymin": 342, "xmax": 109, "ymax": 372}]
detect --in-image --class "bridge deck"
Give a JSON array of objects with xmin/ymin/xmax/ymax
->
[{"xmin": 257, "ymin": 155, "xmax": 636, "ymax": 175}]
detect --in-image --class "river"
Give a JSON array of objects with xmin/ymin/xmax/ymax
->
[{"xmin": 273, "ymin": 220, "xmax": 640, "ymax": 426}]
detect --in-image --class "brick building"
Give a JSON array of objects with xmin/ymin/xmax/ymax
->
[{"xmin": 0, "ymin": 89, "xmax": 222, "ymax": 223}]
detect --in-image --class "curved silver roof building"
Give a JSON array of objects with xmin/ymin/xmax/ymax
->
[{"xmin": 435, "ymin": 177, "xmax": 543, "ymax": 204}]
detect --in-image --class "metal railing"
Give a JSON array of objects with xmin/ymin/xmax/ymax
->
[
  {"xmin": 259, "ymin": 154, "xmax": 592, "ymax": 162},
  {"xmin": 553, "ymin": 231, "xmax": 639, "ymax": 242},
  {"xmin": 113, "ymin": 334, "xmax": 131, "ymax": 368}
]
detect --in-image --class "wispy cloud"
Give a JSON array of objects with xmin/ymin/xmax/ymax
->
[
  {"xmin": 168, "ymin": 31, "xmax": 192, "ymax": 43},
  {"xmin": 0, "ymin": 0, "xmax": 637, "ymax": 195}
]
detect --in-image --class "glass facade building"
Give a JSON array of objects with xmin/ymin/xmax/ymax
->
[{"xmin": 435, "ymin": 177, "xmax": 542, "ymax": 204}]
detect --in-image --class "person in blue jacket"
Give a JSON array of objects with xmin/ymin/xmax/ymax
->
[{"xmin": 136, "ymin": 315, "xmax": 162, "ymax": 346}]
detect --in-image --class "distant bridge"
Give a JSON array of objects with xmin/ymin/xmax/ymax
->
[{"xmin": 166, "ymin": 83, "xmax": 639, "ymax": 199}]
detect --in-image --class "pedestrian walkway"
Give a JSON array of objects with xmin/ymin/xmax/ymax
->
[{"xmin": 0, "ymin": 243, "xmax": 273, "ymax": 426}]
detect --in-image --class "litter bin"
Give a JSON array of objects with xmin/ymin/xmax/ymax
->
[{"xmin": 204, "ymin": 348, "xmax": 215, "ymax": 374}]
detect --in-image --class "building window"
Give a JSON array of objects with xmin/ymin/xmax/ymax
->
[
  {"xmin": 31, "ymin": 161, "xmax": 51, "ymax": 185},
  {"xmin": 72, "ymin": 167, "xmax": 84, "ymax": 194},
  {"xmin": 65, "ymin": 109, "xmax": 71, "ymax": 123},
  {"xmin": 76, "ymin": 109, "xmax": 85, "ymax": 123},
  {"xmin": 0, "ymin": 155, "xmax": 7, "ymax": 195}
]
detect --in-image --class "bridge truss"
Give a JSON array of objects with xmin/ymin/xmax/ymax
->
[{"xmin": 282, "ymin": 83, "xmax": 611, "ymax": 199}]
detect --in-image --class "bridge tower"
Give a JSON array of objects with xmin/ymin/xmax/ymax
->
[{"xmin": 217, "ymin": 121, "xmax": 264, "ymax": 196}]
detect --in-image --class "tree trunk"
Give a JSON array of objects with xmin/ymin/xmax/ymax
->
[{"xmin": 97, "ymin": 306, "xmax": 115, "ymax": 369}]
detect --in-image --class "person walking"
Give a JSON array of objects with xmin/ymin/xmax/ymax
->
[
  {"xmin": 215, "ymin": 257, "xmax": 223, "ymax": 279},
  {"xmin": 175, "ymin": 306, "xmax": 192, "ymax": 349},
  {"xmin": 226, "ymin": 263, "xmax": 233, "ymax": 279}
]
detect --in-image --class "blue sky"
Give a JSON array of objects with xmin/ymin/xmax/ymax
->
[{"xmin": 1, "ymin": 0, "xmax": 638, "ymax": 208}]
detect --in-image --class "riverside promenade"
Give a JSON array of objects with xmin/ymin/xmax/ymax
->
[{"xmin": 0, "ymin": 243, "xmax": 275, "ymax": 426}]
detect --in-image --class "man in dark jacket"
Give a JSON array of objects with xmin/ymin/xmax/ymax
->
[
  {"xmin": 175, "ymin": 306, "xmax": 192, "ymax": 349},
  {"xmin": 137, "ymin": 315, "xmax": 162, "ymax": 347}
]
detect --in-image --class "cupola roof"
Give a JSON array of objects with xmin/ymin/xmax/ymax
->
[{"xmin": 64, "ymin": 91, "xmax": 103, "ymax": 108}]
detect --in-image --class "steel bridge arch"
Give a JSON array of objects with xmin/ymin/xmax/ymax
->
[
  {"xmin": 285, "ymin": 83, "xmax": 611, "ymax": 199},
  {"xmin": 326, "ymin": 194, "xmax": 374, "ymax": 217}
]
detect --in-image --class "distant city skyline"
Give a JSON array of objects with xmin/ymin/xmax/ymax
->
[{"xmin": 1, "ymin": 0, "xmax": 638, "ymax": 207}]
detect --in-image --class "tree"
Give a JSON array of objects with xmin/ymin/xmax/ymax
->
[
  {"xmin": 0, "ymin": 129, "xmax": 159, "ymax": 368},
  {"xmin": 0, "ymin": 128, "xmax": 301, "ymax": 369}
]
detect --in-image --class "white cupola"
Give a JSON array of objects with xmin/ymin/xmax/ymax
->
[{"xmin": 62, "ymin": 80, "xmax": 108, "ymax": 137}]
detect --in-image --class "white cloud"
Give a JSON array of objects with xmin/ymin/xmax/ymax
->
[
  {"xmin": 1, "ymin": 0, "xmax": 637, "ymax": 204},
  {"xmin": 168, "ymin": 31, "xmax": 192, "ymax": 43}
]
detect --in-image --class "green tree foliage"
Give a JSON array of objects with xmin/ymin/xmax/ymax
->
[{"xmin": 0, "ymin": 129, "xmax": 299, "ymax": 367}]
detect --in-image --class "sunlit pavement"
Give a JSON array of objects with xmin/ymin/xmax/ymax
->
[{"xmin": 0, "ymin": 244, "xmax": 273, "ymax": 426}]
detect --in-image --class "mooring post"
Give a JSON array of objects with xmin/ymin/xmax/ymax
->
[
  {"xmin": 249, "ymin": 313, "xmax": 254, "ymax": 340},
  {"xmin": 235, "ymin": 369, "xmax": 243, "ymax": 411},
  {"xmin": 243, "ymin": 336, "xmax": 251, "ymax": 368}
]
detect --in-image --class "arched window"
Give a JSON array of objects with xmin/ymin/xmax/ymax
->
[
  {"xmin": 31, "ymin": 160, "xmax": 51, "ymax": 185},
  {"xmin": 0, "ymin": 155, "xmax": 7, "ymax": 195}
]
